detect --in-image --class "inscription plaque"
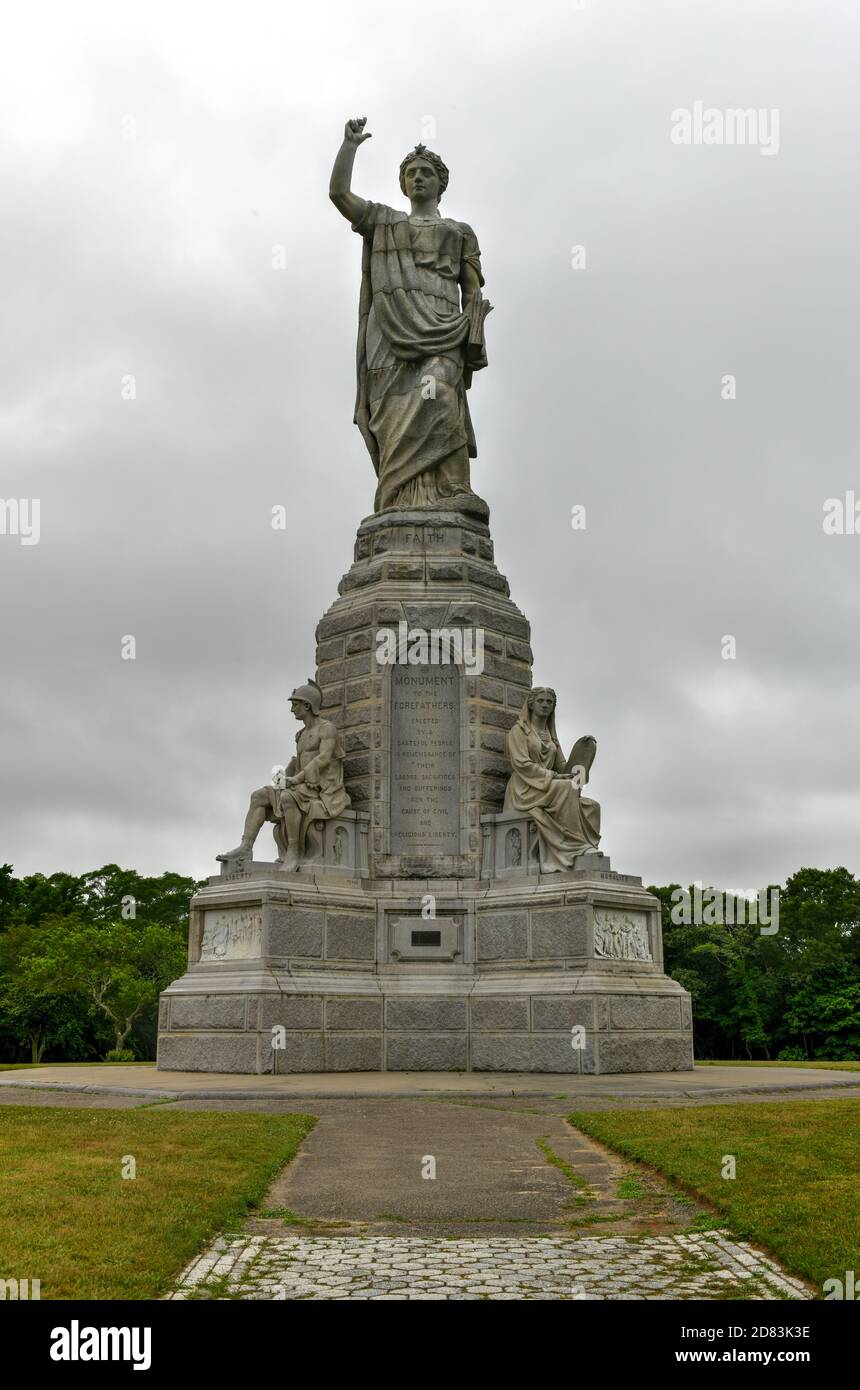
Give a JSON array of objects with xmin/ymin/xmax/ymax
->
[
  {"xmin": 389, "ymin": 912, "xmax": 462, "ymax": 961},
  {"xmin": 390, "ymin": 665, "xmax": 460, "ymax": 855}
]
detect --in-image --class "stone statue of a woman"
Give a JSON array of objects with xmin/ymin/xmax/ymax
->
[
  {"xmin": 329, "ymin": 117, "xmax": 491, "ymax": 517},
  {"xmin": 504, "ymin": 688, "xmax": 601, "ymax": 873}
]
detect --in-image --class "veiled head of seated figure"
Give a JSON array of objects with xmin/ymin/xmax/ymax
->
[
  {"xmin": 527, "ymin": 688, "xmax": 557, "ymax": 720},
  {"xmin": 399, "ymin": 144, "xmax": 449, "ymax": 203}
]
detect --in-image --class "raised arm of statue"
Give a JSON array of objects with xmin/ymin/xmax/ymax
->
[{"xmin": 329, "ymin": 117, "xmax": 371, "ymax": 225}]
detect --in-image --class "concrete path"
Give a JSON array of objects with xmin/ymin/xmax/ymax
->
[
  {"xmin": 163, "ymin": 1093, "xmax": 816, "ymax": 1300},
  {"xmin": 2, "ymin": 1067, "xmax": 836, "ymax": 1300},
  {"xmin": 246, "ymin": 1097, "xmax": 703, "ymax": 1236}
]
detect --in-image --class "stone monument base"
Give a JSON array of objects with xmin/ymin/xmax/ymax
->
[{"xmin": 157, "ymin": 859, "xmax": 693, "ymax": 1075}]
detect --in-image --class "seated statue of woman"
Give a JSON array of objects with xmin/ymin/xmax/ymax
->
[{"xmin": 503, "ymin": 688, "xmax": 601, "ymax": 873}]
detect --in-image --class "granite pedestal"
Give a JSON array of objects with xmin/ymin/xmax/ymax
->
[{"xmin": 158, "ymin": 508, "xmax": 693, "ymax": 1074}]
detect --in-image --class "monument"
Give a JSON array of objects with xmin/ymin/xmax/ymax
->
[{"xmin": 157, "ymin": 119, "xmax": 693, "ymax": 1075}]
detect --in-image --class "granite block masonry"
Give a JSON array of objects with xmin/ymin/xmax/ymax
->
[{"xmin": 157, "ymin": 507, "xmax": 693, "ymax": 1075}]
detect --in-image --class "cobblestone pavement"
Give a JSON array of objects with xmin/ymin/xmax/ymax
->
[{"xmin": 169, "ymin": 1232, "xmax": 811, "ymax": 1301}]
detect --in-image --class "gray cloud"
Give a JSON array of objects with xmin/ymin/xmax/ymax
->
[{"xmin": 2, "ymin": 0, "xmax": 859, "ymax": 887}]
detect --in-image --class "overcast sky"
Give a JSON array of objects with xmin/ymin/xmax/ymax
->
[{"xmin": 1, "ymin": 0, "xmax": 858, "ymax": 889}]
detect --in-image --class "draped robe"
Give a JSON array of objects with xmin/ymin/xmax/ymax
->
[
  {"xmin": 503, "ymin": 708, "xmax": 601, "ymax": 872},
  {"xmin": 351, "ymin": 202, "xmax": 486, "ymax": 512}
]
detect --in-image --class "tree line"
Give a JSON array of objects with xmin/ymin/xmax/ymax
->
[
  {"xmin": 0, "ymin": 864, "xmax": 200, "ymax": 1062},
  {"xmin": 0, "ymin": 862, "xmax": 857, "ymax": 1063},
  {"xmin": 654, "ymin": 867, "xmax": 860, "ymax": 1060}
]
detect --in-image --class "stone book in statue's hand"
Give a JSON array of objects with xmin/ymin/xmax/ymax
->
[{"xmin": 466, "ymin": 294, "xmax": 493, "ymax": 369}]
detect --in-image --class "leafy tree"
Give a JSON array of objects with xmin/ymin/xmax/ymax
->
[
  {"xmin": 0, "ymin": 867, "xmax": 87, "ymax": 928},
  {"xmin": 22, "ymin": 915, "xmax": 187, "ymax": 1056},
  {"xmin": 784, "ymin": 964, "xmax": 860, "ymax": 1060},
  {"xmin": 0, "ymin": 919, "xmax": 79, "ymax": 1062},
  {"xmin": 655, "ymin": 869, "xmax": 860, "ymax": 1061},
  {"xmin": 0, "ymin": 864, "xmax": 200, "ymax": 1061},
  {"xmin": 78, "ymin": 865, "xmax": 199, "ymax": 935}
]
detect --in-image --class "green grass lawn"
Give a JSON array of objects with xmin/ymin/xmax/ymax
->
[
  {"xmin": 571, "ymin": 1099, "xmax": 860, "ymax": 1294},
  {"xmin": 0, "ymin": 1062, "xmax": 153, "ymax": 1071},
  {"xmin": 0, "ymin": 1104, "xmax": 315, "ymax": 1299},
  {"xmin": 696, "ymin": 1059, "xmax": 860, "ymax": 1071}
]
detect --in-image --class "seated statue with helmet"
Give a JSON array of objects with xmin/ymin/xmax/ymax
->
[{"xmin": 217, "ymin": 678, "xmax": 351, "ymax": 873}]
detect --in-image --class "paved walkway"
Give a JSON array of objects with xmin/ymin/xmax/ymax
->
[
  {"xmin": 3, "ymin": 1065, "xmax": 844, "ymax": 1299},
  {"xmin": 170, "ymin": 1232, "xmax": 810, "ymax": 1301},
  {"xmin": 162, "ymin": 1093, "xmax": 819, "ymax": 1300},
  {"xmin": 246, "ymin": 1098, "xmax": 695, "ymax": 1234}
]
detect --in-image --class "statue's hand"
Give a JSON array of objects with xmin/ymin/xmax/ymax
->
[{"xmin": 343, "ymin": 116, "xmax": 372, "ymax": 146}]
